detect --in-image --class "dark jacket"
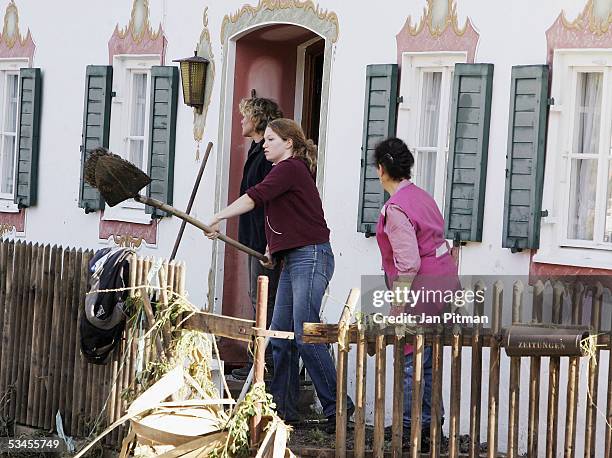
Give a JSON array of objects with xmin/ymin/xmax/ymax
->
[{"xmin": 238, "ymin": 140, "xmax": 273, "ymax": 253}]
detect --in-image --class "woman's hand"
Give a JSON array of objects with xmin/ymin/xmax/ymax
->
[
  {"xmin": 204, "ymin": 216, "xmax": 221, "ymax": 240},
  {"xmin": 260, "ymin": 246, "xmax": 276, "ymax": 269}
]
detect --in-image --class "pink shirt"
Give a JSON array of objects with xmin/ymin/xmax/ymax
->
[{"xmin": 382, "ymin": 180, "xmax": 421, "ymax": 276}]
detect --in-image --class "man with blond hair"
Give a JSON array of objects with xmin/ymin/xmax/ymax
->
[{"xmin": 232, "ymin": 96, "xmax": 283, "ymax": 380}]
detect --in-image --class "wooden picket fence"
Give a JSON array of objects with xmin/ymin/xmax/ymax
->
[
  {"xmin": 303, "ymin": 280, "xmax": 612, "ymax": 458},
  {"xmin": 0, "ymin": 240, "xmax": 186, "ymax": 447}
]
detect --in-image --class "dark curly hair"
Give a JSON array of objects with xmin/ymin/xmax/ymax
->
[
  {"xmin": 239, "ymin": 97, "xmax": 283, "ymax": 134},
  {"xmin": 374, "ymin": 137, "xmax": 414, "ymax": 181}
]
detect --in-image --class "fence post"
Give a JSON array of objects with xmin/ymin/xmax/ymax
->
[
  {"xmin": 250, "ymin": 275, "xmax": 268, "ymax": 448},
  {"xmin": 546, "ymin": 281, "xmax": 564, "ymax": 458},
  {"xmin": 373, "ymin": 334, "xmax": 386, "ymax": 457},
  {"xmin": 564, "ymin": 282, "xmax": 584, "ymax": 458},
  {"xmin": 584, "ymin": 283, "xmax": 602, "ymax": 457},
  {"xmin": 354, "ymin": 327, "xmax": 368, "ymax": 458},
  {"xmin": 487, "ymin": 280, "xmax": 503, "ymax": 458},
  {"xmin": 469, "ymin": 281, "xmax": 485, "ymax": 458},
  {"xmin": 527, "ymin": 280, "xmax": 544, "ymax": 457},
  {"xmin": 410, "ymin": 332, "xmax": 424, "ymax": 458},
  {"xmin": 507, "ymin": 280, "xmax": 523, "ymax": 458},
  {"xmin": 391, "ymin": 334, "xmax": 405, "ymax": 458},
  {"xmin": 336, "ymin": 289, "xmax": 359, "ymax": 458}
]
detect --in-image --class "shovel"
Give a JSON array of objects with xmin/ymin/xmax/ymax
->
[{"xmin": 84, "ymin": 148, "xmax": 268, "ymax": 263}]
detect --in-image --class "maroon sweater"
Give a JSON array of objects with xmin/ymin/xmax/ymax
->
[{"xmin": 246, "ymin": 157, "xmax": 330, "ymax": 255}]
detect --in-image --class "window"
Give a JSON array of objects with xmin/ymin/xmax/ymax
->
[
  {"xmin": 104, "ymin": 55, "xmax": 159, "ymax": 223},
  {"xmin": 0, "ymin": 73, "xmax": 18, "ymax": 198},
  {"xmin": 0, "ymin": 59, "xmax": 28, "ymax": 212},
  {"xmin": 536, "ymin": 50, "xmax": 612, "ymax": 269},
  {"xmin": 397, "ymin": 52, "xmax": 466, "ymax": 207},
  {"xmin": 127, "ymin": 72, "xmax": 148, "ymax": 171}
]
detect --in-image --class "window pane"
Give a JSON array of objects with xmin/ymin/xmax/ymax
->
[
  {"xmin": 567, "ymin": 158, "xmax": 597, "ymax": 240},
  {"xmin": 604, "ymin": 161, "xmax": 612, "ymax": 243},
  {"xmin": 419, "ymin": 72, "xmax": 442, "ymax": 147},
  {"xmin": 1, "ymin": 135, "xmax": 14, "ymax": 194},
  {"xmin": 129, "ymin": 139, "xmax": 144, "ymax": 170},
  {"xmin": 415, "ymin": 150, "xmax": 436, "ymax": 196},
  {"xmin": 5, "ymin": 74, "xmax": 17, "ymax": 132},
  {"xmin": 573, "ymin": 72, "xmax": 602, "ymax": 155},
  {"xmin": 130, "ymin": 73, "xmax": 147, "ymax": 137}
]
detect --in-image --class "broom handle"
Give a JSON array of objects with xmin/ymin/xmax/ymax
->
[
  {"xmin": 134, "ymin": 194, "xmax": 269, "ymax": 263},
  {"xmin": 170, "ymin": 141, "xmax": 214, "ymax": 261}
]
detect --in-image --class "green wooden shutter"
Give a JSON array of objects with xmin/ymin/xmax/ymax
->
[
  {"xmin": 357, "ymin": 64, "xmax": 398, "ymax": 235},
  {"xmin": 145, "ymin": 66, "xmax": 178, "ymax": 218},
  {"xmin": 502, "ymin": 65, "xmax": 549, "ymax": 251},
  {"xmin": 79, "ymin": 65, "xmax": 112, "ymax": 213},
  {"xmin": 444, "ymin": 63, "xmax": 494, "ymax": 243},
  {"xmin": 14, "ymin": 68, "xmax": 42, "ymax": 208}
]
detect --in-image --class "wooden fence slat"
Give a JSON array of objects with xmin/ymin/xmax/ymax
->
[
  {"xmin": 354, "ymin": 328, "xmax": 367, "ymax": 458},
  {"xmin": 63, "ymin": 249, "xmax": 81, "ymax": 434},
  {"xmin": 71, "ymin": 250, "xmax": 89, "ymax": 436},
  {"xmin": 564, "ymin": 283, "xmax": 584, "ymax": 458},
  {"xmin": 448, "ymin": 330, "xmax": 462, "ymax": 458},
  {"xmin": 15, "ymin": 242, "xmax": 33, "ymax": 423},
  {"xmin": 487, "ymin": 281, "xmax": 503, "ymax": 458},
  {"xmin": 57, "ymin": 248, "xmax": 74, "ymax": 427},
  {"xmin": 0, "ymin": 241, "xmax": 14, "ymax": 419},
  {"xmin": 584, "ymin": 284, "xmax": 602, "ymax": 458},
  {"xmin": 47, "ymin": 245, "xmax": 63, "ymax": 429},
  {"xmin": 373, "ymin": 334, "xmax": 386, "ymax": 458},
  {"xmin": 410, "ymin": 333, "xmax": 424, "ymax": 458},
  {"xmin": 468, "ymin": 281, "xmax": 485, "ymax": 458},
  {"xmin": 430, "ymin": 329, "xmax": 443, "ymax": 458},
  {"xmin": 546, "ymin": 281, "xmax": 565, "ymax": 458},
  {"xmin": 391, "ymin": 335, "xmax": 404, "ymax": 458},
  {"xmin": 507, "ymin": 281, "xmax": 523, "ymax": 458},
  {"xmin": 66, "ymin": 248, "xmax": 78, "ymax": 429},
  {"xmin": 8, "ymin": 241, "xmax": 23, "ymax": 421},
  {"xmin": 41, "ymin": 245, "xmax": 57, "ymax": 430},
  {"xmin": 23, "ymin": 243, "xmax": 40, "ymax": 426},
  {"xmin": 0, "ymin": 241, "xmax": 7, "ymax": 398},
  {"xmin": 29, "ymin": 244, "xmax": 47, "ymax": 427},
  {"xmin": 527, "ymin": 280, "xmax": 544, "ymax": 458},
  {"xmin": 605, "ymin": 294, "xmax": 612, "ymax": 458}
]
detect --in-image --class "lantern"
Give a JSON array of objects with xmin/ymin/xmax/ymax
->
[{"xmin": 173, "ymin": 52, "xmax": 209, "ymax": 112}]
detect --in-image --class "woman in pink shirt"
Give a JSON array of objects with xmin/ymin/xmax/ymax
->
[{"xmin": 374, "ymin": 137, "xmax": 459, "ymax": 449}]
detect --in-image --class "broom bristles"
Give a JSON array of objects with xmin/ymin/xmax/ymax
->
[{"xmin": 83, "ymin": 147, "xmax": 122, "ymax": 188}]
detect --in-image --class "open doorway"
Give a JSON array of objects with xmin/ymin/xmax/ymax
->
[{"xmin": 220, "ymin": 24, "xmax": 325, "ymax": 366}]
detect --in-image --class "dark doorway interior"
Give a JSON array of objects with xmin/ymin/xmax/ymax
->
[{"xmin": 301, "ymin": 39, "xmax": 324, "ymax": 144}]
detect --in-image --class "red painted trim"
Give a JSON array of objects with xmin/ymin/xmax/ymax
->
[
  {"xmin": 98, "ymin": 215, "xmax": 157, "ymax": 245},
  {"xmin": 529, "ymin": 252, "xmax": 612, "ymax": 288},
  {"xmin": 0, "ymin": 209, "xmax": 25, "ymax": 233},
  {"xmin": 107, "ymin": 24, "xmax": 167, "ymax": 65},
  {"xmin": 546, "ymin": 13, "xmax": 612, "ymax": 65},
  {"xmin": 0, "ymin": 29, "xmax": 34, "ymax": 61},
  {"xmin": 396, "ymin": 17, "xmax": 479, "ymax": 65}
]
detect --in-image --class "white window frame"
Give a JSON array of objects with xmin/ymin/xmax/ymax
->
[
  {"xmin": 103, "ymin": 54, "xmax": 160, "ymax": 224},
  {"xmin": 397, "ymin": 52, "xmax": 467, "ymax": 209},
  {"xmin": 536, "ymin": 49, "xmax": 612, "ymax": 269},
  {"xmin": 0, "ymin": 59, "xmax": 27, "ymax": 213}
]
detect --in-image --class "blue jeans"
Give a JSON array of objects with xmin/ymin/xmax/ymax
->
[
  {"xmin": 403, "ymin": 347, "xmax": 443, "ymax": 428},
  {"xmin": 270, "ymin": 242, "xmax": 350, "ymax": 419}
]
